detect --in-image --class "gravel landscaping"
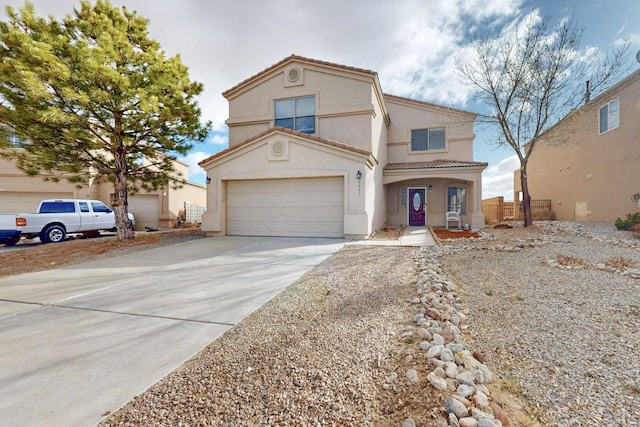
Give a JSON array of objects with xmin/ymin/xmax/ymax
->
[
  {"xmin": 440, "ymin": 222, "xmax": 640, "ymax": 426},
  {"xmin": 99, "ymin": 222, "xmax": 640, "ymax": 427}
]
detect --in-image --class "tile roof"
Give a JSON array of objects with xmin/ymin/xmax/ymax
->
[
  {"xmin": 198, "ymin": 126, "xmax": 372, "ymax": 167},
  {"xmin": 223, "ymin": 54, "xmax": 378, "ymax": 98},
  {"xmin": 384, "ymin": 160, "xmax": 488, "ymax": 170},
  {"xmin": 383, "ymin": 93, "xmax": 478, "ymax": 117}
]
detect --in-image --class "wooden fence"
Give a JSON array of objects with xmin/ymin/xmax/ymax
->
[{"xmin": 482, "ymin": 197, "xmax": 553, "ymax": 225}]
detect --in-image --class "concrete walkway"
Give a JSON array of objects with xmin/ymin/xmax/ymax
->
[
  {"xmin": 0, "ymin": 236, "xmax": 345, "ymax": 426},
  {"xmin": 350, "ymin": 226, "xmax": 437, "ymax": 247}
]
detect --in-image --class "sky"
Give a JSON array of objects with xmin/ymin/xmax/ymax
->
[{"xmin": 2, "ymin": 0, "xmax": 639, "ymax": 199}]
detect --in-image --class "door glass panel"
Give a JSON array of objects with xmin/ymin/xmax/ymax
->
[{"xmin": 412, "ymin": 192, "xmax": 421, "ymax": 211}]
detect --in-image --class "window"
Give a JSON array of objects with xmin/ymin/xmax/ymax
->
[
  {"xmin": 40, "ymin": 202, "xmax": 76, "ymax": 213},
  {"xmin": 447, "ymin": 187, "xmax": 466, "ymax": 215},
  {"xmin": 599, "ymin": 98, "xmax": 619, "ymax": 134},
  {"xmin": 274, "ymin": 96, "xmax": 315, "ymax": 134},
  {"xmin": 91, "ymin": 201, "xmax": 112, "ymax": 213},
  {"xmin": 411, "ymin": 128, "xmax": 445, "ymax": 151},
  {"xmin": 79, "ymin": 202, "xmax": 90, "ymax": 213}
]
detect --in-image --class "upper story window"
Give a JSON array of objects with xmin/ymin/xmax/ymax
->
[
  {"xmin": 274, "ymin": 96, "xmax": 315, "ymax": 134},
  {"xmin": 599, "ymin": 98, "xmax": 619, "ymax": 134},
  {"xmin": 411, "ymin": 128, "xmax": 445, "ymax": 151}
]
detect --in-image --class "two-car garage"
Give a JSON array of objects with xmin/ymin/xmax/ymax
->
[
  {"xmin": 226, "ymin": 177, "xmax": 344, "ymax": 238},
  {"xmin": 199, "ymin": 127, "xmax": 373, "ymax": 239}
]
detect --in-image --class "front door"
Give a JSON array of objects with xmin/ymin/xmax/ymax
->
[{"xmin": 408, "ymin": 188, "xmax": 426, "ymax": 226}]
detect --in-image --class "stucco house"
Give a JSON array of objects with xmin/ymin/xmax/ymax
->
[
  {"xmin": 199, "ymin": 55, "xmax": 487, "ymax": 238},
  {"xmin": 514, "ymin": 69, "xmax": 640, "ymax": 222},
  {"xmin": 0, "ymin": 146, "xmax": 206, "ymax": 230}
]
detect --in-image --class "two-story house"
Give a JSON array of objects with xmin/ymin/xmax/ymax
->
[
  {"xmin": 514, "ymin": 68, "xmax": 640, "ymax": 222},
  {"xmin": 199, "ymin": 55, "xmax": 487, "ymax": 238}
]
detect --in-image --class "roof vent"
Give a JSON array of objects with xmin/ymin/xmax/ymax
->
[
  {"xmin": 271, "ymin": 140, "xmax": 285, "ymax": 157},
  {"xmin": 287, "ymin": 68, "xmax": 300, "ymax": 82}
]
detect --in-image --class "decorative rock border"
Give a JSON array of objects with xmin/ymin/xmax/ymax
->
[
  {"xmin": 544, "ymin": 258, "xmax": 640, "ymax": 279},
  {"xmin": 399, "ymin": 247, "xmax": 510, "ymax": 427}
]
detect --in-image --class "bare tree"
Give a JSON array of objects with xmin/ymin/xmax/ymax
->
[{"xmin": 457, "ymin": 11, "xmax": 628, "ymax": 226}]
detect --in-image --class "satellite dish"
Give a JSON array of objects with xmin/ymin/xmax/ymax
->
[{"xmin": 636, "ymin": 50, "xmax": 640, "ymax": 63}]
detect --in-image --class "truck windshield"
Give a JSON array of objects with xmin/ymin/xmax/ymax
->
[{"xmin": 40, "ymin": 202, "xmax": 75, "ymax": 213}]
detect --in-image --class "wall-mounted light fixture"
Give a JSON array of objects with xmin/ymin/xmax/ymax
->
[
  {"xmin": 356, "ymin": 170, "xmax": 362, "ymax": 180},
  {"xmin": 205, "ymin": 176, "xmax": 211, "ymax": 184},
  {"xmin": 428, "ymin": 185, "xmax": 432, "ymax": 191}
]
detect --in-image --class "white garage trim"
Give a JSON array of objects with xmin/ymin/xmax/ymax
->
[
  {"xmin": 128, "ymin": 195, "xmax": 159, "ymax": 230},
  {"xmin": 0, "ymin": 191, "xmax": 74, "ymax": 213},
  {"xmin": 227, "ymin": 177, "xmax": 344, "ymax": 238}
]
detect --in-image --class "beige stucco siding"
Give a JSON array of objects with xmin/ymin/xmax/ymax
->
[
  {"xmin": 370, "ymin": 87, "xmax": 388, "ymax": 232},
  {"xmin": 225, "ymin": 62, "xmax": 380, "ymax": 151},
  {"xmin": 523, "ymin": 72, "xmax": 640, "ymax": 222},
  {"xmin": 318, "ymin": 114, "xmax": 372, "ymax": 151},
  {"xmin": 385, "ymin": 97, "xmax": 475, "ymax": 163}
]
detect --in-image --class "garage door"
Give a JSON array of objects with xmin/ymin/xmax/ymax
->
[
  {"xmin": 0, "ymin": 191, "xmax": 74, "ymax": 213},
  {"xmin": 227, "ymin": 177, "xmax": 344, "ymax": 238},
  {"xmin": 128, "ymin": 195, "xmax": 159, "ymax": 230}
]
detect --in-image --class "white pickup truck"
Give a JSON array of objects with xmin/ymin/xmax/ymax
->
[{"xmin": 0, "ymin": 199, "xmax": 135, "ymax": 245}]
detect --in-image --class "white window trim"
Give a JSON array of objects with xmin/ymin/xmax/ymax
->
[{"xmin": 598, "ymin": 97, "xmax": 619, "ymax": 135}]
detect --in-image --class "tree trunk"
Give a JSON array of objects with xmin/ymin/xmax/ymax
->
[
  {"xmin": 113, "ymin": 151, "xmax": 134, "ymax": 241},
  {"xmin": 520, "ymin": 167, "xmax": 533, "ymax": 227}
]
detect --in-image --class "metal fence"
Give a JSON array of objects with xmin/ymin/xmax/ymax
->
[{"xmin": 184, "ymin": 205, "xmax": 205, "ymax": 224}]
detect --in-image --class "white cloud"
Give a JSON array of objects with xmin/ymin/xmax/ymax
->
[
  {"xmin": 5, "ymin": 0, "xmax": 526, "ymax": 127},
  {"xmin": 181, "ymin": 151, "xmax": 210, "ymax": 178},
  {"xmin": 206, "ymin": 132, "xmax": 228, "ymax": 147},
  {"xmin": 482, "ymin": 154, "xmax": 520, "ymax": 199}
]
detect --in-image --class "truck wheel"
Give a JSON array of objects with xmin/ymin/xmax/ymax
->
[{"xmin": 41, "ymin": 225, "xmax": 66, "ymax": 243}]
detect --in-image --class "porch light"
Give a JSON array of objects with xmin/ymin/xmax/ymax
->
[
  {"xmin": 356, "ymin": 170, "xmax": 362, "ymax": 180},
  {"xmin": 206, "ymin": 176, "xmax": 211, "ymax": 184}
]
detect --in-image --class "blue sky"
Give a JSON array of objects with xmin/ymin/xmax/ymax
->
[{"xmin": 3, "ymin": 0, "xmax": 639, "ymax": 199}]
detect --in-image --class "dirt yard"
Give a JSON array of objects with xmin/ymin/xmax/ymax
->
[{"xmin": 0, "ymin": 228, "xmax": 206, "ymax": 279}]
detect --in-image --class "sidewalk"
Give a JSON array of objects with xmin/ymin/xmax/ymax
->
[{"xmin": 350, "ymin": 226, "xmax": 436, "ymax": 247}]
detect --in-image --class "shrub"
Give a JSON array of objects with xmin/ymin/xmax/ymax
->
[{"xmin": 614, "ymin": 212, "xmax": 640, "ymax": 230}]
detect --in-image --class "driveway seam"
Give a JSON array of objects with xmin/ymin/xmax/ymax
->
[{"xmin": 0, "ymin": 298, "xmax": 234, "ymax": 326}]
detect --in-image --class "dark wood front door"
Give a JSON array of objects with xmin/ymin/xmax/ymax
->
[{"xmin": 408, "ymin": 188, "xmax": 426, "ymax": 226}]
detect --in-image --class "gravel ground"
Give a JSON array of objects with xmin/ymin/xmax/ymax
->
[
  {"xmin": 440, "ymin": 222, "xmax": 640, "ymax": 426},
  {"xmin": 100, "ymin": 222, "xmax": 640, "ymax": 427}
]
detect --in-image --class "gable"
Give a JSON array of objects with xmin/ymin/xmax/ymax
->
[
  {"xmin": 199, "ymin": 126, "xmax": 373, "ymax": 170},
  {"xmin": 223, "ymin": 55, "xmax": 379, "ymax": 100}
]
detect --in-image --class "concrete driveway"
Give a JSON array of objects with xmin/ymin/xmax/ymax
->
[{"xmin": 0, "ymin": 236, "xmax": 345, "ymax": 426}]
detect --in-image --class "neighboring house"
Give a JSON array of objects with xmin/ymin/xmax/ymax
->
[
  {"xmin": 514, "ymin": 69, "xmax": 640, "ymax": 223},
  {"xmin": 199, "ymin": 55, "xmax": 487, "ymax": 238},
  {"xmin": 0, "ymin": 138, "xmax": 206, "ymax": 230}
]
